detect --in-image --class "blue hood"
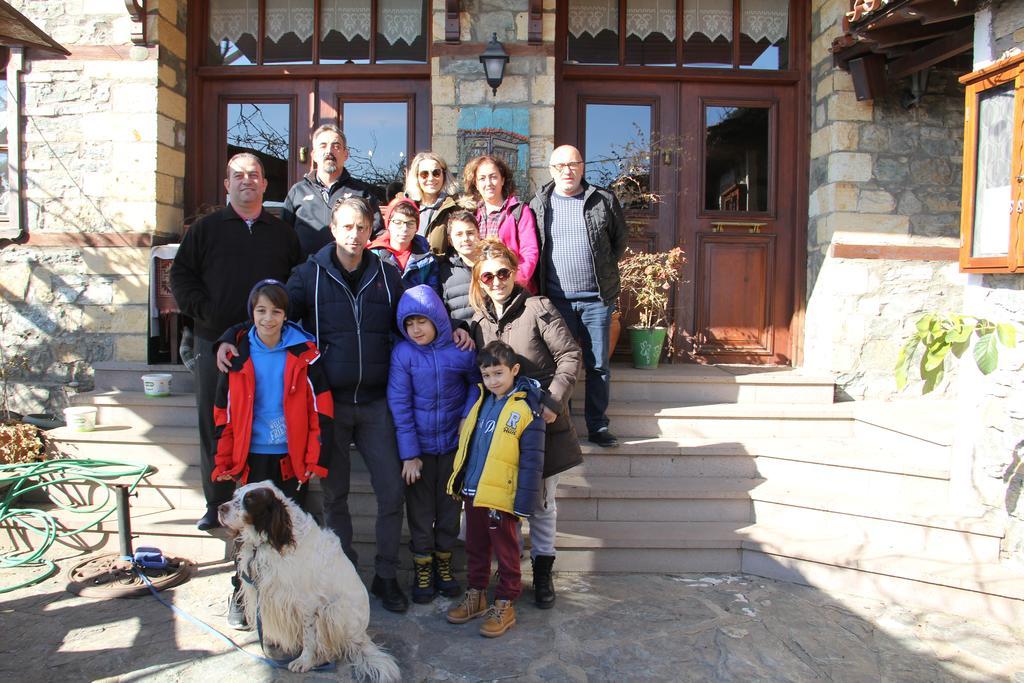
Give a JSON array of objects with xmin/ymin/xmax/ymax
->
[
  {"xmin": 250, "ymin": 320, "xmax": 314, "ymax": 351},
  {"xmin": 396, "ymin": 284, "xmax": 452, "ymax": 348}
]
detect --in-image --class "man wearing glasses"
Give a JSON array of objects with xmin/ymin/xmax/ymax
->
[
  {"xmin": 530, "ymin": 145, "xmax": 627, "ymax": 448},
  {"xmin": 282, "ymin": 124, "xmax": 385, "ymax": 259}
]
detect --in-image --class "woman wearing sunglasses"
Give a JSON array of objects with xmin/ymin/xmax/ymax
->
[
  {"xmin": 403, "ymin": 152, "xmax": 462, "ymax": 255},
  {"xmin": 467, "ymin": 238, "xmax": 583, "ymax": 611},
  {"xmin": 463, "ymin": 155, "xmax": 540, "ymax": 293}
]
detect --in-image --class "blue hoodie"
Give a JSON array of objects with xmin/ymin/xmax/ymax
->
[
  {"xmin": 248, "ymin": 321, "xmax": 316, "ymax": 454},
  {"xmin": 387, "ymin": 285, "xmax": 479, "ymax": 460}
]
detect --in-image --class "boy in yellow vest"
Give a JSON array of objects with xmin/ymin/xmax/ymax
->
[{"xmin": 445, "ymin": 340, "xmax": 545, "ymax": 637}]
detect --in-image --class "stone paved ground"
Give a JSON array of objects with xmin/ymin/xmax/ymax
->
[{"xmin": 1, "ymin": 561, "xmax": 1023, "ymax": 682}]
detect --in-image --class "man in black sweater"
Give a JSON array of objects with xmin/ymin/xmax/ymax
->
[
  {"xmin": 282, "ymin": 124, "xmax": 385, "ymax": 258},
  {"xmin": 170, "ymin": 152, "xmax": 302, "ymax": 530}
]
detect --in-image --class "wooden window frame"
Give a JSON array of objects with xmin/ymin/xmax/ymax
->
[
  {"xmin": 201, "ymin": 0, "xmax": 430, "ymax": 69},
  {"xmin": 561, "ymin": 0, "xmax": 797, "ymax": 78},
  {"xmin": 959, "ymin": 52, "xmax": 1024, "ymax": 274}
]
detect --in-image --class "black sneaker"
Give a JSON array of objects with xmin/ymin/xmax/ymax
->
[
  {"xmin": 227, "ymin": 592, "xmax": 250, "ymax": 630},
  {"xmin": 588, "ymin": 428, "xmax": 619, "ymax": 448},
  {"xmin": 371, "ymin": 575, "xmax": 410, "ymax": 613},
  {"xmin": 197, "ymin": 506, "xmax": 222, "ymax": 531}
]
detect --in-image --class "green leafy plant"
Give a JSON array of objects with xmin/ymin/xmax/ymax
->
[
  {"xmin": 895, "ymin": 313, "xmax": 1022, "ymax": 394},
  {"xmin": 618, "ymin": 247, "xmax": 686, "ymax": 329}
]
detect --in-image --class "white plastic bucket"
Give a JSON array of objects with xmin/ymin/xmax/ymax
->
[
  {"xmin": 142, "ymin": 373, "xmax": 173, "ymax": 397},
  {"xmin": 64, "ymin": 406, "xmax": 97, "ymax": 432}
]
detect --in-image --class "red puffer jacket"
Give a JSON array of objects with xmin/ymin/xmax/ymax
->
[{"xmin": 212, "ymin": 326, "xmax": 334, "ymax": 485}]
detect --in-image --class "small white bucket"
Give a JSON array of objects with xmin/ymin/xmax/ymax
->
[
  {"xmin": 142, "ymin": 373, "xmax": 173, "ymax": 397},
  {"xmin": 64, "ymin": 406, "xmax": 97, "ymax": 432}
]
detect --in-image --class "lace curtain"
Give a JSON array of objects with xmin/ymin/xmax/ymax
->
[
  {"xmin": 209, "ymin": 0, "xmax": 422, "ymax": 45},
  {"xmin": 568, "ymin": 0, "xmax": 788, "ymax": 43}
]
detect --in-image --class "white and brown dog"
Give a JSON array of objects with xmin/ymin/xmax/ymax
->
[{"xmin": 218, "ymin": 481, "xmax": 400, "ymax": 680}]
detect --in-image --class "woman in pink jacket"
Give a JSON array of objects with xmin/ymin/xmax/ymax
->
[{"xmin": 462, "ymin": 155, "xmax": 539, "ymax": 293}]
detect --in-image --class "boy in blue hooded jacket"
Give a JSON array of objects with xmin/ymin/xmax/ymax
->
[{"xmin": 387, "ymin": 284, "xmax": 479, "ymax": 603}]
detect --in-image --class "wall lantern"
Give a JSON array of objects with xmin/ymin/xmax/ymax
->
[{"xmin": 479, "ymin": 33, "xmax": 509, "ymax": 96}]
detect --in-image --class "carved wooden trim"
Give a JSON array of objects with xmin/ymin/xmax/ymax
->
[
  {"xmin": 445, "ymin": 0, "xmax": 460, "ymax": 43},
  {"xmin": 528, "ymin": 0, "xmax": 543, "ymax": 45},
  {"xmin": 124, "ymin": 0, "xmax": 147, "ymax": 46}
]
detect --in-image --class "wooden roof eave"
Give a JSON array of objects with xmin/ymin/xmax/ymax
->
[{"xmin": 0, "ymin": 0, "xmax": 70, "ymax": 56}]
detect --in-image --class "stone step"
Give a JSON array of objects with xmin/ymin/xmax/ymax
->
[
  {"xmin": 740, "ymin": 533, "xmax": 1024, "ymax": 624},
  {"xmin": 91, "ymin": 362, "xmax": 834, "ymax": 406},
  {"xmin": 573, "ymin": 365, "xmax": 835, "ymax": 404},
  {"xmin": 750, "ymin": 454, "xmax": 950, "ymax": 502},
  {"xmin": 576, "ymin": 402, "xmax": 858, "ymax": 439},
  {"xmin": 748, "ymin": 504, "xmax": 1003, "ymax": 565},
  {"xmin": 92, "ymin": 361, "xmax": 194, "ymax": 393},
  {"xmin": 71, "ymin": 391, "xmax": 197, "ymax": 428},
  {"xmin": 749, "ymin": 481, "xmax": 1003, "ymax": 537}
]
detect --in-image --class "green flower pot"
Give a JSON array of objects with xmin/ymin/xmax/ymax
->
[{"xmin": 628, "ymin": 327, "xmax": 668, "ymax": 369}]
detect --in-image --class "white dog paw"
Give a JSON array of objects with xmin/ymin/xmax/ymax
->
[{"xmin": 287, "ymin": 656, "xmax": 316, "ymax": 673}]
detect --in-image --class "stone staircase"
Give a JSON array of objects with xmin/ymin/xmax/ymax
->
[{"xmin": 34, "ymin": 361, "xmax": 1024, "ymax": 623}]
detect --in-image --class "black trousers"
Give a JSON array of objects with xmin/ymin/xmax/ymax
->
[
  {"xmin": 195, "ymin": 335, "xmax": 234, "ymax": 509},
  {"xmin": 405, "ymin": 451, "xmax": 461, "ymax": 556}
]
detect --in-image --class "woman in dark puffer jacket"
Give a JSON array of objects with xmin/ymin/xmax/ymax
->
[{"xmin": 467, "ymin": 238, "xmax": 583, "ymax": 611}]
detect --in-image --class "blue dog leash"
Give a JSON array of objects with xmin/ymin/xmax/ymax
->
[{"xmin": 136, "ymin": 567, "xmax": 335, "ymax": 672}]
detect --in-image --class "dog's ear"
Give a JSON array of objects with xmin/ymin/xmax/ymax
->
[{"xmin": 243, "ymin": 486, "xmax": 294, "ymax": 552}]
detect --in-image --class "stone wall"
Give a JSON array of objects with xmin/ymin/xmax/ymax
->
[
  {"xmin": 955, "ymin": 2, "xmax": 1024, "ymax": 564},
  {"xmin": 804, "ymin": 0, "xmax": 966, "ymax": 399},
  {"xmin": 430, "ymin": 0, "xmax": 556, "ymax": 194},
  {"xmin": 0, "ymin": 0, "xmax": 185, "ymax": 414}
]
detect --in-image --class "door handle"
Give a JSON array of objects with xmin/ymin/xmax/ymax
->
[{"xmin": 299, "ymin": 146, "xmax": 309, "ymax": 163}]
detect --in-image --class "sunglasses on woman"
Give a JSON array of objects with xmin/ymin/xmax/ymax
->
[
  {"xmin": 418, "ymin": 168, "xmax": 443, "ymax": 179},
  {"xmin": 479, "ymin": 268, "xmax": 513, "ymax": 285}
]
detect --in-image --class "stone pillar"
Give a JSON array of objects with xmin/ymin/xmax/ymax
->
[
  {"xmin": 430, "ymin": 0, "xmax": 556, "ymax": 194},
  {"xmin": 804, "ymin": 0, "xmax": 966, "ymax": 399}
]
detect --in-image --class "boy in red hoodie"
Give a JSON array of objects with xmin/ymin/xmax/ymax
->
[{"xmin": 369, "ymin": 197, "xmax": 440, "ymax": 293}]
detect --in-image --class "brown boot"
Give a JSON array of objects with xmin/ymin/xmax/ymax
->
[
  {"xmin": 446, "ymin": 587, "xmax": 488, "ymax": 624},
  {"xmin": 478, "ymin": 599, "xmax": 516, "ymax": 638}
]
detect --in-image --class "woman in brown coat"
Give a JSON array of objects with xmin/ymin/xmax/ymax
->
[{"xmin": 468, "ymin": 238, "xmax": 583, "ymax": 610}]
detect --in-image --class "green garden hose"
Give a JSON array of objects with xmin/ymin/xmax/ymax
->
[{"xmin": 0, "ymin": 458, "xmax": 151, "ymax": 593}]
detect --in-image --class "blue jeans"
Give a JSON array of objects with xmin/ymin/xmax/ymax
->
[{"xmin": 550, "ymin": 298, "xmax": 612, "ymax": 434}]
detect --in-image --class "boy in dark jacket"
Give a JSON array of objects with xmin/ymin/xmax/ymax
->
[{"xmin": 387, "ymin": 285, "xmax": 478, "ymax": 603}]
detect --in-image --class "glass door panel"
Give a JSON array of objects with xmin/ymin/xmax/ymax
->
[
  {"xmin": 199, "ymin": 80, "xmax": 313, "ymax": 212},
  {"xmin": 703, "ymin": 104, "xmax": 770, "ymax": 213},
  {"xmin": 341, "ymin": 101, "xmax": 410, "ymax": 188},
  {"xmin": 318, "ymin": 79, "xmax": 430, "ymax": 193},
  {"xmin": 226, "ymin": 102, "xmax": 292, "ymax": 207},
  {"xmin": 584, "ymin": 103, "xmax": 654, "ymax": 211}
]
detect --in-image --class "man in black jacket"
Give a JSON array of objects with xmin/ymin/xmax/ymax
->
[
  {"xmin": 170, "ymin": 153, "xmax": 301, "ymax": 530},
  {"xmin": 530, "ymin": 145, "xmax": 628, "ymax": 448},
  {"xmin": 282, "ymin": 124, "xmax": 384, "ymax": 258}
]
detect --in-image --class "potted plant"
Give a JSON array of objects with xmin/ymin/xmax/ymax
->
[
  {"xmin": 618, "ymin": 247, "xmax": 685, "ymax": 369},
  {"xmin": 0, "ymin": 328, "xmax": 50, "ymax": 464}
]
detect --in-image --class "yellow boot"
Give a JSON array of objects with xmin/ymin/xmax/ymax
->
[
  {"xmin": 478, "ymin": 599, "xmax": 516, "ymax": 638},
  {"xmin": 446, "ymin": 587, "xmax": 488, "ymax": 624}
]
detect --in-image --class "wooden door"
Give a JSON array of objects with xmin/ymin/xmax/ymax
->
[
  {"xmin": 558, "ymin": 80, "xmax": 798, "ymax": 364},
  {"xmin": 679, "ymin": 82, "xmax": 797, "ymax": 364},
  {"xmin": 198, "ymin": 79, "xmax": 314, "ymax": 213},
  {"xmin": 558, "ymin": 81, "xmax": 680, "ymax": 359}
]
